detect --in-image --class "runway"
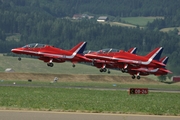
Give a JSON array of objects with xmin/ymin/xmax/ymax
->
[{"xmin": 0, "ymin": 110, "xmax": 180, "ymax": 120}]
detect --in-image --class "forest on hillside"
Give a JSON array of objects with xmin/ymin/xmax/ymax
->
[{"xmin": 0, "ymin": 0, "xmax": 180, "ymax": 76}]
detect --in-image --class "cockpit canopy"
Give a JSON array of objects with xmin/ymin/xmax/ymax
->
[
  {"xmin": 23, "ymin": 43, "xmax": 46, "ymax": 48},
  {"xmin": 83, "ymin": 50, "xmax": 96, "ymax": 54},
  {"xmin": 97, "ymin": 48, "xmax": 119, "ymax": 53}
]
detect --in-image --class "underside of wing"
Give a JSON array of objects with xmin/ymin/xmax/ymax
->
[{"xmin": 38, "ymin": 56, "xmax": 65, "ymax": 63}]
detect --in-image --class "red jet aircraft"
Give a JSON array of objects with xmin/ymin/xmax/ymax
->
[
  {"xmin": 84, "ymin": 47, "xmax": 165, "ymax": 79},
  {"xmin": 128, "ymin": 56, "xmax": 172, "ymax": 79},
  {"xmin": 11, "ymin": 41, "xmax": 91, "ymax": 67},
  {"xmin": 84, "ymin": 47, "xmax": 137, "ymax": 74}
]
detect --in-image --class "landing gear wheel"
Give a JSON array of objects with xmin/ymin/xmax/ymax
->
[
  {"xmin": 47, "ymin": 63, "xmax": 54, "ymax": 67},
  {"xmin": 121, "ymin": 69, "xmax": 125, "ymax": 73},
  {"xmin": 18, "ymin": 57, "xmax": 21, "ymax": 61},
  {"xmin": 108, "ymin": 70, "xmax": 110, "ymax": 74},
  {"xmin": 100, "ymin": 69, "xmax": 103, "ymax": 72},
  {"xmin": 72, "ymin": 64, "xmax": 75, "ymax": 67},
  {"xmin": 137, "ymin": 76, "xmax": 140, "ymax": 79},
  {"xmin": 132, "ymin": 75, "xmax": 135, "ymax": 79}
]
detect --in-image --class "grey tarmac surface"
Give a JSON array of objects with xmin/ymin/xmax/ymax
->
[{"xmin": 0, "ymin": 110, "xmax": 180, "ymax": 120}]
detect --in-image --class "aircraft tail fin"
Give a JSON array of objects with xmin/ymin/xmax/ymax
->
[
  {"xmin": 160, "ymin": 56, "xmax": 169, "ymax": 65},
  {"xmin": 160, "ymin": 57, "xmax": 172, "ymax": 73},
  {"xmin": 159, "ymin": 56, "xmax": 169, "ymax": 68},
  {"xmin": 127, "ymin": 47, "xmax": 137, "ymax": 54},
  {"xmin": 145, "ymin": 47, "xmax": 163, "ymax": 60},
  {"xmin": 69, "ymin": 42, "xmax": 87, "ymax": 55}
]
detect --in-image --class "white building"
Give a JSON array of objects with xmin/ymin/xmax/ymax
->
[{"xmin": 97, "ymin": 16, "xmax": 108, "ymax": 22}]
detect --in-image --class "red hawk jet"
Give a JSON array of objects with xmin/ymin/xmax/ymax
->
[
  {"xmin": 128, "ymin": 56, "xmax": 172, "ymax": 79},
  {"xmin": 85, "ymin": 47, "xmax": 166, "ymax": 79},
  {"xmin": 83, "ymin": 47, "xmax": 137, "ymax": 74},
  {"xmin": 11, "ymin": 41, "xmax": 91, "ymax": 67}
]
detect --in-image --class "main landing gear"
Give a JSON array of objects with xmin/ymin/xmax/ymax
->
[
  {"xmin": 18, "ymin": 57, "xmax": 21, "ymax": 61},
  {"xmin": 99, "ymin": 68, "xmax": 110, "ymax": 74},
  {"xmin": 47, "ymin": 63, "xmax": 54, "ymax": 67},
  {"xmin": 132, "ymin": 75, "xmax": 141, "ymax": 79}
]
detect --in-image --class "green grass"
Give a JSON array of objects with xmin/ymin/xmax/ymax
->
[
  {"xmin": 121, "ymin": 17, "xmax": 164, "ymax": 27},
  {"xmin": 1, "ymin": 80, "xmax": 180, "ymax": 90},
  {"xmin": 160, "ymin": 27, "xmax": 180, "ymax": 32},
  {"xmin": 0, "ymin": 85, "xmax": 179, "ymax": 115},
  {"xmin": 0, "ymin": 55, "xmax": 164, "ymax": 80},
  {"xmin": 0, "ymin": 55, "xmax": 172, "ymax": 81},
  {"xmin": 0, "ymin": 55, "xmax": 123, "ymax": 75},
  {"xmin": 109, "ymin": 22, "xmax": 137, "ymax": 28}
]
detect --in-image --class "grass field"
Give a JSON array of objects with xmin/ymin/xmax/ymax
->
[
  {"xmin": 0, "ymin": 84, "xmax": 180, "ymax": 115},
  {"xmin": 100, "ymin": 16, "xmax": 164, "ymax": 28},
  {"xmin": 109, "ymin": 22, "xmax": 137, "ymax": 28},
  {"xmin": 0, "ymin": 55, "xmax": 122, "ymax": 74},
  {"xmin": 160, "ymin": 27, "xmax": 180, "ymax": 32},
  {"xmin": 0, "ymin": 55, "xmax": 161, "ymax": 80},
  {"xmin": 120, "ymin": 17, "xmax": 164, "ymax": 27}
]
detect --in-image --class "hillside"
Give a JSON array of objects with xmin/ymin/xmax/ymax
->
[
  {"xmin": 0, "ymin": 72, "xmax": 160, "ymax": 85},
  {"xmin": 0, "ymin": 55, "xmax": 162, "ymax": 82},
  {"xmin": 0, "ymin": 55, "xmax": 124, "ymax": 75}
]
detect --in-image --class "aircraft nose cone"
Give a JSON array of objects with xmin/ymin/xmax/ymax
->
[
  {"xmin": 11, "ymin": 48, "xmax": 19, "ymax": 53},
  {"xmin": 11, "ymin": 49, "xmax": 16, "ymax": 52}
]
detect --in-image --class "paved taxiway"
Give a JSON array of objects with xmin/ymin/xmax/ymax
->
[{"xmin": 0, "ymin": 110, "xmax": 180, "ymax": 120}]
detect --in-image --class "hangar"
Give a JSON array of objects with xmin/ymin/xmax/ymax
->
[{"xmin": 97, "ymin": 16, "xmax": 108, "ymax": 22}]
